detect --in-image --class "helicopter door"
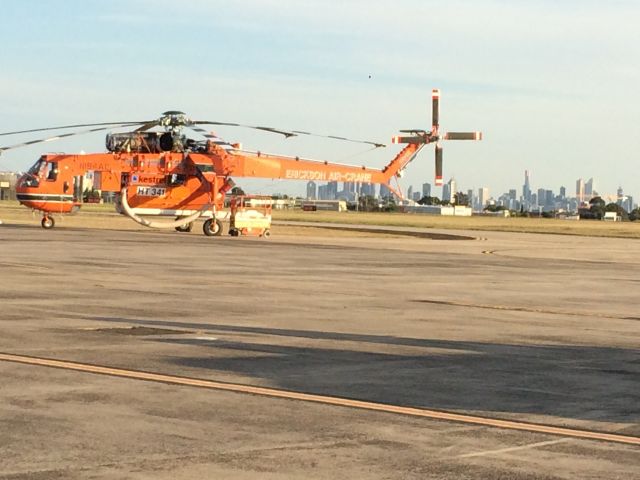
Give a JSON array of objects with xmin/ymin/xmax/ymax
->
[{"xmin": 73, "ymin": 176, "xmax": 84, "ymax": 202}]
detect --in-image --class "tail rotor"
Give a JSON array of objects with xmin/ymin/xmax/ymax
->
[{"xmin": 392, "ymin": 88, "xmax": 482, "ymax": 186}]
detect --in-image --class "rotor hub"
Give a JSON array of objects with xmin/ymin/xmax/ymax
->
[{"xmin": 159, "ymin": 111, "xmax": 191, "ymax": 130}]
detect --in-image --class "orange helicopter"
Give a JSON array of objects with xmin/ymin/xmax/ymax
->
[{"xmin": 0, "ymin": 89, "xmax": 481, "ymax": 235}]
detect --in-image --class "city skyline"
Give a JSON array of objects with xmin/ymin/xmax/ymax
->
[{"xmin": 297, "ymin": 169, "xmax": 637, "ymax": 213}]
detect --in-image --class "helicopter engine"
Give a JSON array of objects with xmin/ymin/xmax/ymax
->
[{"xmin": 106, "ymin": 132, "xmax": 181, "ymax": 153}]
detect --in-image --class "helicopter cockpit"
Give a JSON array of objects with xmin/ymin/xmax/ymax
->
[{"xmin": 19, "ymin": 157, "xmax": 59, "ymax": 187}]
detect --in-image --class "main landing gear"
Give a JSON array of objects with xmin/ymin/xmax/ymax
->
[
  {"xmin": 41, "ymin": 215, "xmax": 55, "ymax": 229},
  {"xmin": 174, "ymin": 218, "xmax": 194, "ymax": 233},
  {"xmin": 202, "ymin": 218, "xmax": 223, "ymax": 237}
]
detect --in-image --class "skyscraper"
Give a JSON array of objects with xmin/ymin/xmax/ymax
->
[
  {"xmin": 576, "ymin": 178, "xmax": 585, "ymax": 204},
  {"xmin": 508, "ymin": 189, "xmax": 518, "ymax": 210},
  {"xmin": 442, "ymin": 183, "xmax": 451, "ymax": 204},
  {"xmin": 523, "ymin": 170, "xmax": 532, "ymax": 205},
  {"xmin": 545, "ymin": 190, "xmax": 554, "ymax": 208},
  {"xmin": 442, "ymin": 178, "xmax": 456, "ymax": 204},
  {"xmin": 478, "ymin": 187, "xmax": 489, "ymax": 209},
  {"xmin": 327, "ymin": 181, "xmax": 338, "ymax": 199},
  {"xmin": 306, "ymin": 181, "xmax": 317, "ymax": 200},
  {"xmin": 422, "ymin": 182, "xmax": 431, "ymax": 198},
  {"xmin": 585, "ymin": 178, "xmax": 594, "ymax": 199}
]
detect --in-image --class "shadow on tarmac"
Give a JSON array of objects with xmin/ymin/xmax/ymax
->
[{"xmin": 90, "ymin": 316, "xmax": 640, "ymax": 427}]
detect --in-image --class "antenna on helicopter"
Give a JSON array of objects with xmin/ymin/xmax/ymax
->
[{"xmin": 391, "ymin": 89, "xmax": 482, "ymax": 186}]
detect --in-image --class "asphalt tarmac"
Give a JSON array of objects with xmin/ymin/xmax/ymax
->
[{"xmin": 0, "ymin": 222, "xmax": 638, "ymax": 479}]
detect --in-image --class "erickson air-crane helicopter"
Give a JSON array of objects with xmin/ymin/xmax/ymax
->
[{"xmin": 0, "ymin": 89, "xmax": 481, "ymax": 235}]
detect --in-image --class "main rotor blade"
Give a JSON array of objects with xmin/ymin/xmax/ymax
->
[
  {"xmin": 185, "ymin": 125, "xmax": 239, "ymax": 152},
  {"xmin": 0, "ymin": 121, "xmax": 146, "ymax": 137},
  {"xmin": 435, "ymin": 144, "xmax": 443, "ymax": 186},
  {"xmin": 135, "ymin": 120, "xmax": 161, "ymax": 132},
  {"xmin": 432, "ymin": 89, "xmax": 440, "ymax": 131},
  {"xmin": 291, "ymin": 130, "xmax": 386, "ymax": 148},
  {"xmin": 443, "ymin": 132, "xmax": 483, "ymax": 141},
  {"xmin": 0, "ymin": 123, "xmax": 141, "ymax": 154},
  {"xmin": 194, "ymin": 121, "xmax": 386, "ymax": 147},
  {"xmin": 193, "ymin": 121, "xmax": 296, "ymax": 138}
]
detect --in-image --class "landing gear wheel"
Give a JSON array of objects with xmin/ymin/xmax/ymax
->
[
  {"xmin": 229, "ymin": 228, "xmax": 240, "ymax": 237},
  {"xmin": 175, "ymin": 221, "xmax": 193, "ymax": 233},
  {"xmin": 41, "ymin": 216, "xmax": 55, "ymax": 229},
  {"xmin": 262, "ymin": 229, "xmax": 271, "ymax": 238},
  {"xmin": 203, "ymin": 218, "xmax": 223, "ymax": 237}
]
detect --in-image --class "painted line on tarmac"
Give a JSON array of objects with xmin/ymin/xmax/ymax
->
[
  {"xmin": 1, "ymin": 352, "xmax": 639, "ymax": 447},
  {"xmin": 455, "ymin": 438, "xmax": 571, "ymax": 458}
]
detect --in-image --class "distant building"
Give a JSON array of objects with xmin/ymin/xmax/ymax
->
[
  {"xmin": 576, "ymin": 178, "xmax": 585, "ymax": 204},
  {"xmin": 403, "ymin": 204, "xmax": 471, "ymax": 216},
  {"xmin": 360, "ymin": 183, "xmax": 376, "ymax": 197},
  {"xmin": 545, "ymin": 190, "xmax": 554, "ymax": 209},
  {"xmin": 585, "ymin": 178, "xmax": 594, "ymax": 199},
  {"xmin": 442, "ymin": 178, "xmax": 456, "ymax": 204},
  {"xmin": 622, "ymin": 196, "xmax": 633, "ymax": 213},
  {"xmin": 422, "ymin": 182, "xmax": 431, "ymax": 198},
  {"xmin": 603, "ymin": 211, "xmax": 621, "ymax": 222},
  {"xmin": 379, "ymin": 183, "xmax": 392, "ymax": 199},
  {"xmin": 343, "ymin": 182, "xmax": 355, "ymax": 195},
  {"xmin": 0, "ymin": 172, "xmax": 18, "ymax": 200},
  {"xmin": 306, "ymin": 181, "xmax": 317, "ymax": 200},
  {"xmin": 617, "ymin": 187, "xmax": 633, "ymax": 212},
  {"xmin": 478, "ymin": 187, "xmax": 489, "ymax": 210},
  {"xmin": 327, "ymin": 181, "xmax": 338, "ymax": 199},
  {"xmin": 442, "ymin": 184, "xmax": 450, "ymax": 204},
  {"xmin": 301, "ymin": 200, "xmax": 347, "ymax": 212},
  {"xmin": 407, "ymin": 185, "xmax": 413, "ymax": 200},
  {"xmin": 523, "ymin": 170, "xmax": 532, "ymax": 207}
]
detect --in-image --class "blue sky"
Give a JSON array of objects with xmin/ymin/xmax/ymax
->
[{"xmin": 1, "ymin": 0, "xmax": 639, "ymax": 199}]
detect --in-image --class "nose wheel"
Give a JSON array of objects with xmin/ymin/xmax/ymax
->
[{"xmin": 41, "ymin": 216, "xmax": 55, "ymax": 229}]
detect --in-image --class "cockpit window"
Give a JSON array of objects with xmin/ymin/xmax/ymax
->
[
  {"xmin": 28, "ymin": 159, "xmax": 45, "ymax": 175},
  {"xmin": 45, "ymin": 161, "xmax": 58, "ymax": 181},
  {"xmin": 22, "ymin": 159, "xmax": 44, "ymax": 187}
]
